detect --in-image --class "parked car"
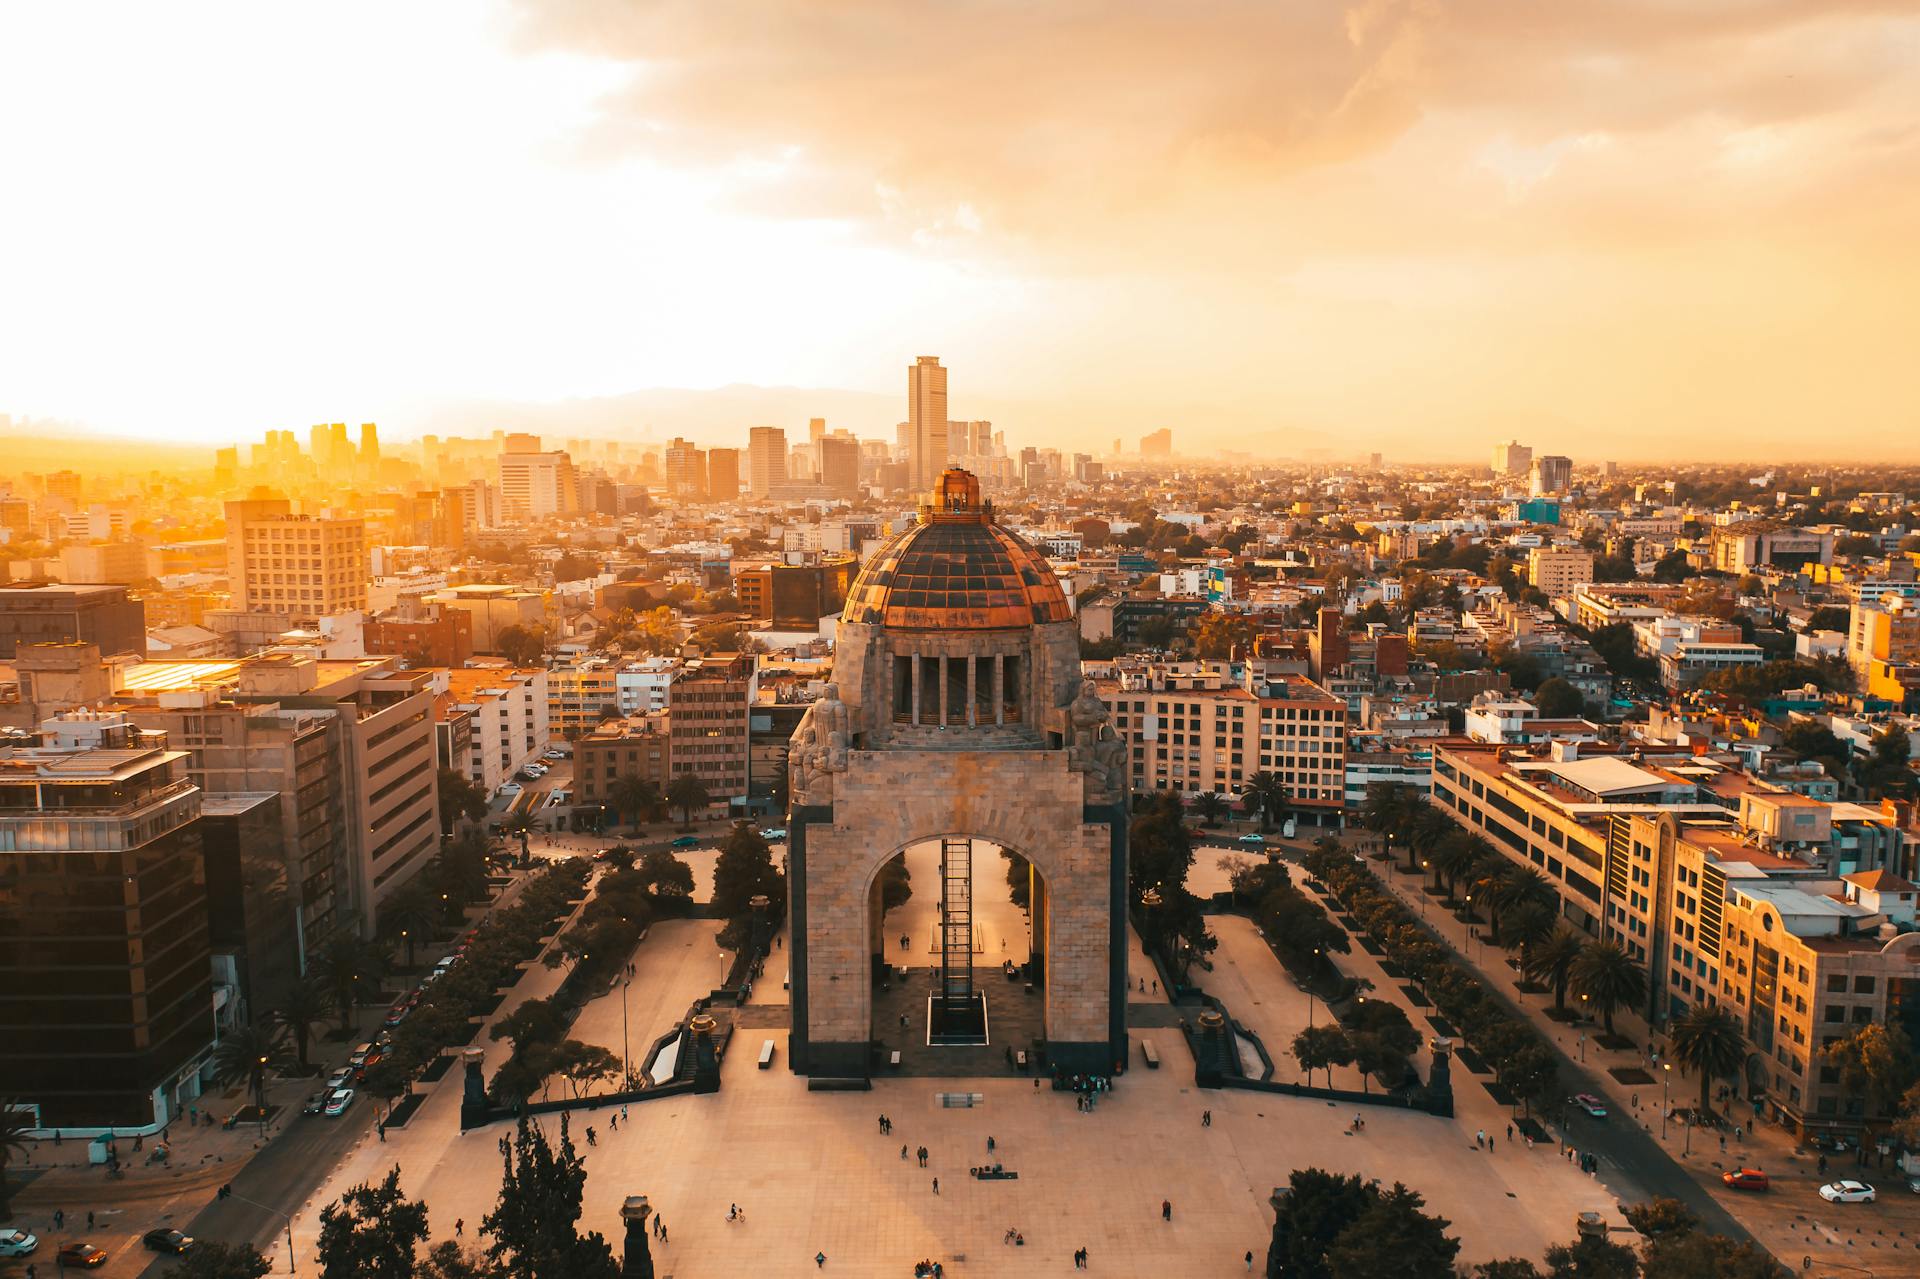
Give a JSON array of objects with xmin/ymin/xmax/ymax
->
[
  {"xmin": 301, "ymin": 1090, "xmax": 330, "ymax": 1116},
  {"xmin": 325, "ymin": 1067, "xmax": 354, "ymax": 1091},
  {"xmin": 1570, "ymin": 1094, "xmax": 1608, "ymax": 1119},
  {"xmin": 498, "ymin": 782, "xmax": 523, "ymax": 796},
  {"xmin": 759, "ymin": 827, "xmax": 788, "ymax": 841},
  {"xmin": 349, "ymin": 1042, "xmax": 376, "ymax": 1068},
  {"xmin": 1237, "ymin": 833, "xmax": 1267, "ymax": 846},
  {"xmin": 325, "ymin": 1088, "xmax": 356, "ymax": 1117},
  {"xmin": 671, "ymin": 835, "xmax": 700, "ymax": 849},
  {"xmin": 0, "ymin": 1229, "xmax": 38, "ymax": 1257},
  {"xmin": 1819, "ymin": 1180, "xmax": 1876, "ymax": 1203},
  {"xmin": 142, "ymin": 1229, "xmax": 194, "ymax": 1255},
  {"xmin": 1722, "ymin": 1169, "xmax": 1770, "ymax": 1192},
  {"xmin": 383, "ymin": 1001, "xmax": 412, "ymax": 1029},
  {"xmin": 544, "ymin": 749, "xmax": 565, "ymax": 760},
  {"xmin": 58, "ymin": 1243, "xmax": 109, "ymax": 1268},
  {"xmin": 434, "ymin": 955, "xmax": 458, "ymax": 976}
]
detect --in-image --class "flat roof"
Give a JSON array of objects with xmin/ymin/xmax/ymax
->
[
  {"xmin": 1522, "ymin": 756, "xmax": 1671, "ymax": 796},
  {"xmin": 118, "ymin": 660, "xmax": 247, "ymax": 692}
]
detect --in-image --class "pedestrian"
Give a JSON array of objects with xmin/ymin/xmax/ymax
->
[
  {"xmin": 1138, "ymin": 977, "xmax": 1145, "ymax": 993},
  {"xmin": 1246, "ymin": 1249, "xmax": 1255, "ymax": 1271},
  {"xmin": 987, "ymin": 1135, "xmax": 995, "ymax": 1154},
  {"xmin": 816, "ymin": 1251, "xmax": 827, "ymax": 1268},
  {"xmin": 660, "ymin": 1223, "xmax": 668, "ymax": 1244},
  {"xmin": 932, "ymin": 1177, "xmax": 940, "ymax": 1195},
  {"xmin": 1152, "ymin": 979, "xmax": 1158, "ymax": 994},
  {"xmin": 586, "ymin": 1126, "xmax": 597, "ymax": 1146},
  {"xmin": 1505, "ymin": 1123, "xmax": 1513, "ymax": 1142},
  {"xmin": 729, "ymin": 1203, "xmax": 738, "ymax": 1222},
  {"xmin": 455, "ymin": 1219, "xmax": 464, "ymax": 1236},
  {"xmin": 1489, "ymin": 1134, "xmax": 1496, "ymax": 1151},
  {"xmin": 1202, "ymin": 1109, "xmax": 1212, "ymax": 1127},
  {"xmin": 1162, "ymin": 1198, "xmax": 1172, "ymax": 1222},
  {"xmin": 378, "ymin": 1121, "xmax": 386, "ymax": 1142},
  {"xmin": 53, "ymin": 1209, "xmax": 63, "ymax": 1230},
  {"xmin": 1719, "ymin": 1135, "xmax": 1727, "ymax": 1152},
  {"xmin": 88, "ymin": 1211, "xmax": 95, "ymax": 1229},
  {"xmin": 622, "ymin": 1104, "xmax": 629, "ymax": 1121},
  {"xmin": 901, "ymin": 1144, "xmax": 908, "ymax": 1161}
]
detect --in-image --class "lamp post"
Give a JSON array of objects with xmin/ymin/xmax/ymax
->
[
  {"xmin": 226, "ymin": 1189, "xmax": 298, "ymax": 1273},
  {"xmin": 1662, "ymin": 1062, "xmax": 1671, "ymax": 1140},
  {"xmin": 256, "ymin": 1055, "xmax": 269, "ymax": 1138},
  {"xmin": 1309, "ymin": 947, "xmax": 1321, "ymax": 1026},
  {"xmin": 1420, "ymin": 861, "xmax": 1430, "ymax": 917},
  {"xmin": 621, "ymin": 975, "xmax": 632, "ymax": 1088}
]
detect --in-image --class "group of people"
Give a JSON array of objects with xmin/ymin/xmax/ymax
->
[{"xmin": 911, "ymin": 1261, "xmax": 945, "ymax": 1277}]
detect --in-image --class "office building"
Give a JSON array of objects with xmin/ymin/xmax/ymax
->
[
  {"xmin": 820, "ymin": 435, "xmax": 861, "ymax": 499},
  {"xmin": 1493, "ymin": 440, "xmax": 1532, "ymax": 477},
  {"xmin": 732, "ymin": 557, "xmax": 858, "ymax": 629},
  {"xmin": 669, "ymin": 651, "xmax": 755, "ymax": 807},
  {"xmin": 748, "ymin": 427, "xmax": 788, "ymax": 499},
  {"xmin": 664, "ymin": 438, "xmax": 707, "ymax": 499},
  {"xmin": 59, "ymin": 541, "xmax": 149, "ymax": 585},
  {"xmin": 0, "ymin": 712, "xmax": 214, "ymax": 1131},
  {"xmin": 908, "ymin": 356, "xmax": 949, "ymax": 492},
  {"xmin": 707, "ymin": 448, "xmax": 741, "ymax": 499},
  {"xmin": 498, "ymin": 450, "xmax": 578, "ymax": 520},
  {"xmin": 574, "ymin": 710, "xmax": 673, "ymax": 815},
  {"xmin": 1529, "ymin": 454, "xmax": 1573, "ymax": 497},
  {"xmin": 224, "ymin": 498, "xmax": 369, "ymax": 622},
  {"xmin": 436, "ymin": 665, "xmax": 551, "ymax": 797},
  {"xmin": 0, "ymin": 583, "xmax": 146, "ymax": 658},
  {"xmin": 1140, "ymin": 428, "xmax": 1173, "ymax": 458}
]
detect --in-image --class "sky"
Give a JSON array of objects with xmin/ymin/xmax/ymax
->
[{"xmin": 2, "ymin": 0, "xmax": 1918, "ymax": 461}]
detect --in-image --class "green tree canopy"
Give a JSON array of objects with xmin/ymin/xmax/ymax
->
[{"xmin": 316, "ymin": 1166, "xmax": 430, "ymax": 1279}]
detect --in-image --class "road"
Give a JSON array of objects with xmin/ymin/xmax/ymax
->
[{"xmin": 134, "ymin": 1096, "xmax": 377, "ymax": 1275}]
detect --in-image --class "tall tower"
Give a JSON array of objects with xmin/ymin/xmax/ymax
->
[
  {"xmin": 908, "ymin": 356, "xmax": 949, "ymax": 492},
  {"xmin": 748, "ymin": 426, "xmax": 788, "ymax": 498}
]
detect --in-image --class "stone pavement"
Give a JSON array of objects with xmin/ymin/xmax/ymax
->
[
  {"xmin": 552, "ymin": 917, "xmax": 726, "ymax": 1086},
  {"xmin": 273, "ymin": 891, "xmax": 1620, "ymax": 1277}
]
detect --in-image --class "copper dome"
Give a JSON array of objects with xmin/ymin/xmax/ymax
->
[{"xmin": 842, "ymin": 469, "xmax": 1071, "ymax": 631}]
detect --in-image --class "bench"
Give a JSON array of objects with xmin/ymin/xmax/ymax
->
[
  {"xmin": 758, "ymin": 1040, "xmax": 775, "ymax": 1069},
  {"xmin": 1141, "ymin": 1040, "xmax": 1161, "ymax": 1069},
  {"xmin": 890, "ymin": 1050, "xmax": 902, "ymax": 1069}
]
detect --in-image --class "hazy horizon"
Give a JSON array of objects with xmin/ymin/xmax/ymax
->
[{"xmin": 4, "ymin": 1, "xmax": 1918, "ymax": 462}]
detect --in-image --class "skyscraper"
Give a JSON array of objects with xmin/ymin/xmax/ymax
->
[
  {"xmin": 749, "ymin": 426, "xmax": 788, "ymax": 498},
  {"xmin": 664, "ymin": 437, "xmax": 707, "ymax": 498},
  {"xmin": 908, "ymin": 356, "xmax": 949, "ymax": 492},
  {"xmin": 821, "ymin": 435, "xmax": 860, "ymax": 499},
  {"xmin": 1493, "ymin": 440, "xmax": 1532, "ymax": 477},
  {"xmin": 359, "ymin": 422, "xmax": 380, "ymax": 467},
  {"xmin": 707, "ymin": 447, "xmax": 741, "ymax": 499},
  {"xmin": 1140, "ymin": 428, "xmax": 1173, "ymax": 457},
  {"xmin": 1530, "ymin": 454, "xmax": 1572, "ymax": 496},
  {"xmin": 224, "ymin": 497, "xmax": 369, "ymax": 620}
]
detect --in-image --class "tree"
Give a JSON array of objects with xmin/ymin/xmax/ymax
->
[
  {"xmin": 314, "ymin": 935, "xmax": 389, "ymax": 1035},
  {"xmin": 482, "ymin": 1116, "xmax": 620, "ymax": 1279},
  {"xmin": 418, "ymin": 1241, "xmax": 493, "ymax": 1279},
  {"xmin": 1622, "ymin": 1198, "xmax": 1696, "ymax": 1240},
  {"xmin": 1474, "ymin": 1261, "xmax": 1546, "ymax": 1279},
  {"xmin": 1496, "ymin": 1040, "xmax": 1561, "ymax": 1118},
  {"xmin": 1820, "ymin": 1024, "xmax": 1920, "ymax": 1133},
  {"xmin": 1360, "ymin": 782, "xmax": 1415, "ymax": 844},
  {"xmin": 1291, "ymin": 1025, "xmax": 1353, "ymax": 1089},
  {"xmin": 495, "ymin": 624, "xmax": 549, "ymax": 667},
  {"xmin": 1193, "ymin": 790, "xmax": 1228, "ymax": 828},
  {"xmin": 437, "ymin": 767, "xmax": 488, "ymax": 834},
  {"xmin": 273, "ymin": 978, "xmax": 330, "ymax": 1071},
  {"xmin": 1534, "ymin": 677, "xmax": 1584, "ymax": 718},
  {"xmin": 1499, "ymin": 901, "xmax": 1556, "ymax": 963},
  {"xmin": 1272, "ymin": 1168, "xmax": 1372, "ymax": 1279},
  {"xmin": 1666, "ymin": 1004, "xmax": 1745, "ymax": 1115},
  {"xmin": 609, "ymin": 774, "xmax": 664, "ymax": 834},
  {"xmin": 1242, "ymin": 771, "xmax": 1290, "ymax": 832},
  {"xmin": 316, "ymin": 1167, "xmax": 429, "ymax": 1279},
  {"xmin": 1571, "ymin": 940, "xmax": 1644, "ymax": 1035},
  {"xmin": 1525, "ymin": 927, "xmax": 1585, "ymax": 1012},
  {"xmin": 1544, "ymin": 1234, "xmax": 1640, "ymax": 1278},
  {"xmin": 0, "ymin": 1098, "xmax": 32, "ymax": 1220},
  {"xmin": 380, "ymin": 886, "xmax": 442, "ymax": 969},
  {"xmin": 1191, "ymin": 611, "xmax": 1257, "ymax": 659},
  {"xmin": 1130, "ymin": 791, "xmax": 1197, "ymax": 903},
  {"xmin": 635, "ymin": 848, "xmax": 695, "ymax": 898},
  {"xmin": 212, "ymin": 1022, "xmax": 288, "ymax": 1116},
  {"xmin": 172, "ymin": 1241, "xmax": 275, "ymax": 1279},
  {"xmin": 665, "ymin": 773, "xmax": 711, "ymax": 827},
  {"xmin": 1858, "ymin": 724, "xmax": 1916, "ymax": 799},
  {"xmin": 490, "ymin": 997, "xmax": 568, "ymax": 1059},
  {"xmin": 1323, "ymin": 1182, "xmax": 1460, "ymax": 1279},
  {"xmin": 1639, "ymin": 1230, "xmax": 1786, "ymax": 1278},
  {"xmin": 1432, "ymin": 831, "xmax": 1490, "ymax": 901},
  {"xmin": 1347, "ymin": 1000, "xmax": 1420, "ymax": 1092},
  {"xmin": 547, "ymin": 1039, "xmax": 621, "ymax": 1099},
  {"xmin": 712, "ymin": 821, "xmax": 783, "ymax": 921}
]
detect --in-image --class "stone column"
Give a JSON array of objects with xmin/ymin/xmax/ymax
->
[
  {"xmin": 939, "ymin": 656, "xmax": 950, "ymax": 726},
  {"xmin": 1028, "ymin": 866, "xmax": 1047, "ymax": 984},
  {"xmin": 966, "ymin": 655, "xmax": 977, "ymax": 727},
  {"xmin": 690, "ymin": 1013, "xmax": 721, "ymax": 1093},
  {"xmin": 911, "ymin": 654, "xmax": 922, "ymax": 726},
  {"xmin": 994, "ymin": 654, "xmax": 1006, "ymax": 726},
  {"xmin": 620, "ymin": 1196, "xmax": 654, "ymax": 1279},
  {"xmin": 458, "ymin": 1047, "xmax": 487, "ymax": 1131}
]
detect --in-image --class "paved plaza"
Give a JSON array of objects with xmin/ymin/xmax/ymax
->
[{"xmin": 276, "ymin": 846, "xmax": 1625, "ymax": 1277}]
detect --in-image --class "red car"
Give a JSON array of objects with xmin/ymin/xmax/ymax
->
[
  {"xmin": 1722, "ymin": 1168, "xmax": 1770, "ymax": 1192},
  {"xmin": 59, "ymin": 1242, "xmax": 110, "ymax": 1267}
]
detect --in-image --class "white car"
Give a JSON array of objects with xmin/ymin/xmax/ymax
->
[
  {"xmin": 1819, "ymin": 1180, "xmax": 1876, "ymax": 1204},
  {"xmin": 544, "ymin": 749, "xmax": 565, "ymax": 760},
  {"xmin": 0, "ymin": 1229, "xmax": 39, "ymax": 1257},
  {"xmin": 324, "ymin": 1088, "xmax": 356, "ymax": 1117},
  {"xmin": 499, "ymin": 782, "xmax": 523, "ymax": 795},
  {"xmin": 325, "ymin": 1067, "xmax": 353, "ymax": 1091}
]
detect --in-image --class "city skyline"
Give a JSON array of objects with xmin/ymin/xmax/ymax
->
[{"xmin": 4, "ymin": 2, "xmax": 1918, "ymax": 461}]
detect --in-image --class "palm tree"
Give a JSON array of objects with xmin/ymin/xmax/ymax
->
[
  {"xmin": 1403, "ymin": 803, "xmax": 1454, "ymax": 874},
  {"xmin": 610, "ymin": 774, "xmax": 664, "ymax": 835},
  {"xmin": 212, "ymin": 1023, "xmax": 288, "ymax": 1116},
  {"xmin": 1524, "ymin": 927, "xmax": 1585, "ymax": 1011},
  {"xmin": 313, "ymin": 935, "xmax": 388, "ymax": 1036},
  {"xmin": 1490, "ymin": 866, "xmax": 1555, "ymax": 938},
  {"xmin": 1463, "ymin": 856, "xmax": 1510, "ymax": 928},
  {"xmin": 1571, "ymin": 939, "xmax": 1645, "ymax": 1036},
  {"xmin": 1499, "ymin": 901, "xmax": 1556, "ymax": 962},
  {"xmin": 1193, "ymin": 791, "xmax": 1228, "ymax": 829},
  {"xmin": 1432, "ymin": 831, "xmax": 1487, "ymax": 901},
  {"xmin": 1360, "ymin": 782, "xmax": 1412, "ymax": 843},
  {"xmin": 1667, "ymin": 1003, "xmax": 1745, "ymax": 1116},
  {"xmin": 272, "ymin": 978, "xmax": 329, "ymax": 1071},
  {"xmin": 666, "ymin": 774, "xmax": 710, "ymax": 828},
  {"xmin": 378, "ymin": 888, "xmax": 440, "ymax": 970},
  {"xmin": 0, "ymin": 1098, "xmax": 33, "ymax": 1220},
  {"xmin": 1242, "ymin": 772, "xmax": 1290, "ymax": 833}
]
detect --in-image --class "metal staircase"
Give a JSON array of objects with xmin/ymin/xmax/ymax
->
[{"xmin": 938, "ymin": 837, "xmax": 974, "ymax": 1014}]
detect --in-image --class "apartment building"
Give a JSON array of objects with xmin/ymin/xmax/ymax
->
[
  {"xmin": 1527, "ymin": 546, "xmax": 1595, "ymax": 599},
  {"xmin": 616, "ymin": 657, "xmax": 677, "ymax": 715},
  {"xmin": 435, "ymin": 665, "xmax": 550, "ymax": 796},
  {"xmin": 573, "ymin": 710, "xmax": 672, "ymax": 814},
  {"xmin": 0, "ymin": 713, "xmax": 214, "ymax": 1131},
  {"xmin": 732, "ymin": 556, "xmax": 857, "ymax": 628},
  {"xmin": 668, "ymin": 651, "xmax": 754, "ymax": 806},
  {"xmin": 549, "ymin": 656, "xmax": 621, "ymax": 739},
  {"xmin": 1632, "ymin": 615, "xmax": 1765, "ymax": 689},
  {"xmin": 224, "ymin": 498, "xmax": 368, "ymax": 622},
  {"xmin": 431, "ymin": 585, "xmax": 546, "ymax": 653},
  {"xmin": 0, "ymin": 582, "xmax": 146, "ymax": 658},
  {"xmin": 1091, "ymin": 660, "xmax": 1349, "ymax": 824},
  {"xmin": 497, "ymin": 449, "xmax": 578, "ymax": 520}
]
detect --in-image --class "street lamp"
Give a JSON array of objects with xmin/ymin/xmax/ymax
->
[
  {"xmin": 1420, "ymin": 861, "xmax": 1430, "ymax": 917},
  {"xmin": 1662, "ymin": 1062, "xmax": 1672, "ymax": 1140},
  {"xmin": 226, "ymin": 1189, "xmax": 298, "ymax": 1273},
  {"xmin": 621, "ymin": 975, "xmax": 632, "ymax": 1088},
  {"xmin": 1309, "ymin": 947, "xmax": 1321, "ymax": 1026}
]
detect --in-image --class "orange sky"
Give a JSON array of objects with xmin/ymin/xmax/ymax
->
[{"xmin": 2, "ymin": 1, "xmax": 1917, "ymax": 460}]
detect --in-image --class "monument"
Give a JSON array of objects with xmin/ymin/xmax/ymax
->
[{"xmin": 786, "ymin": 468, "xmax": 1129, "ymax": 1079}]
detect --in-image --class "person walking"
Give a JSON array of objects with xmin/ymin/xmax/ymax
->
[
  {"xmin": 455, "ymin": 1219, "xmax": 464, "ymax": 1237},
  {"xmin": 660, "ymin": 1222, "xmax": 668, "ymax": 1244},
  {"xmin": 901, "ymin": 1143, "xmax": 909, "ymax": 1161},
  {"xmin": 53, "ymin": 1210, "xmax": 63, "ymax": 1230},
  {"xmin": 586, "ymin": 1126, "xmax": 597, "ymax": 1146},
  {"xmin": 1202, "ymin": 1109, "xmax": 1212, "ymax": 1127},
  {"xmin": 986, "ymin": 1135, "xmax": 995, "ymax": 1154},
  {"xmin": 1506, "ymin": 1123, "xmax": 1514, "ymax": 1142},
  {"xmin": 1246, "ymin": 1248, "xmax": 1255, "ymax": 1270},
  {"xmin": 816, "ymin": 1251, "xmax": 827, "ymax": 1268},
  {"xmin": 932, "ymin": 1177, "xmax": 940, "ymax": 1195},
  {"xmin": 1162, "ymin": 1199, "xmax": 1172, "ymax": 1222}
]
